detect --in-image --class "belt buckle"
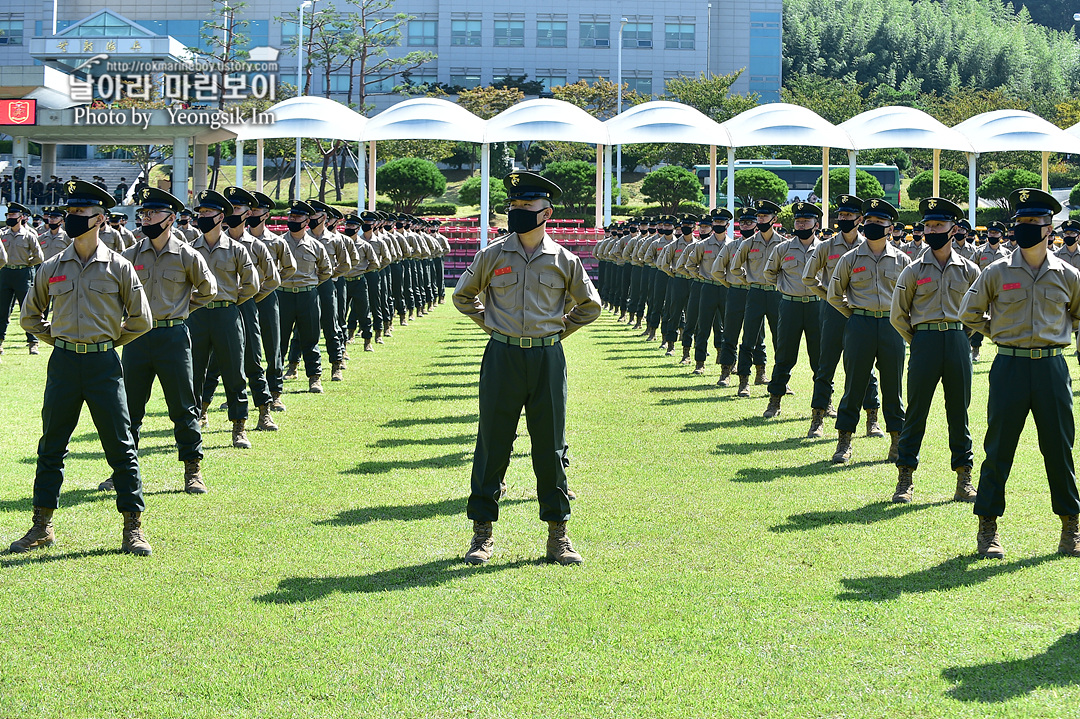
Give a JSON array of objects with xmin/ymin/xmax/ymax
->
[
  {"xmin": 519, "ymin": 336, "xmax": 533, "ymax": 349},
  {"xmin": 75, "ymin": 342, "xmax": 87, "ymax": 354},
  {"xmin": 936, "ymin": 322, "xmax": 948, "ymax": 331},
  {"xmin": 1030, "ymin": 348, "xmax": 1043, "ymax": 359}
]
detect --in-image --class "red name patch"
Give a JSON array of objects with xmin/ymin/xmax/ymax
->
[
  {"xmin": 749, "ymin": 248, "xmax": 761, "ymax": 253},
  {"xmin": 49, "ymin": 275, "xmax": 66, "ymax": 283},
  {"xmin": 828, "ymin": 254, "xmax": 841, "ymax": 260},
  {"xmin": 852, "ymin": 266, "xmax": 867, "ymax": 273},
  {"xmin": 784, "ymin": 256, "xmax": 796, "ymax": 261},
  {"xmin": 916, "ymin": 277, "xmax": 932, "ymax": 286},
  {"xmin": 704, "ymin": 250, "xmax": 713, "ymax": 254},
  {"xmin": 493, "ymin": 266, "xmax": 512, "ymax": 277},
  {"xmin": 133, "ymin": 265, "xmax": 145, "ymax": 271},
  {"xmin": 1002, "ymin": 282, "xmax": 1022, "ymax": 290},
  {"xmin": 675, "ymin": 248, "xmax": 683, "ymax": 253}
]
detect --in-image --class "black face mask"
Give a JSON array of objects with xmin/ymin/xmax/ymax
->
[
  {"xmin": 196, "ymin": 216, "xmax": 220, "ymax": 233},
  {"xmin": 507, "ymin": 208, "xmax": 547, "ymax": 234},
  {"xmin": 178, "ymin": 218, "xmax": 190, "ymax": 225},
  {"xmin": 912, "ymin": 234, "xmax": 923, "ymax": 242},
  {"xmin": 340, "ymin": 227, "xmax": 358, "ymax": 237},
  {"xmin": 308, "ymin": 218, "xmax": 322, "ymax": 230},
  {"xmin": 395, "ymin": 222, "xmax": 405, "ymax": 230},
  {"xmin": 861, "ymin": 224, "xmax": 888, "ymax": 241},
  {"xmin": 680, "ymin": 225, "xmax": 693, "ymax": 234},
  {"xmin": 837, "ymin": 219, "xmax": 858, "ymax": 234},
  {"xmin": 63, "ymin": 213, "xmax": 98, "ymax": 238},
  {"xmin": 224, "ymin": 215, "xmax": 246, "ymax": 229},
  {"xmin": 47, "ymin": 221, "xmax": 61, "ymax": 229},
  {"xmin": 712, "ymin": 224, "xmax": 728, "ymax": 234},
  {"xmin": 658, "ymin": 228, "xmax": 674, "ymax": 236},
  {"xmin": 5, "ymin": 218, "xmax": 19, "ymax": 228},
  {"xmin": 1066, "ymin": 235, "xmax": 1079, "ymax": 247},
  {"xmin": 245, "ymin": 215, "xmax": 265, "ymax": 228},
  {"xmin": 953, "ymin": 233, "xmax": 967, "ymax": 243},
  {"xmin": 738, "ymin": 226, "xmax": 755, "ymax": 238},
  {"xmin": 925, "ymin": 230, "xmax": 950, "ymax": 251},
  {"xmin": 287, "ymin": 220, "xmax": 305, "ymax": 233},
  {"xmin": 987, "ymin": 235, "xmax": 1001, "ymax": 246},
  {"xmin": 793, "ymin": 228, "xmax": 816, "ymax": 240},
  {"xmin": 142, "ymin": 219, "xmax": 168, "ymax": 240},
  {"xmin": 1014, "ymin": 223, "xmax": 1047, "ymax": 249},
  {"xmin": 361, "ymin": 223, "xmax": 372, "ymax": 233},
  {"xmin": 756, "ymin": 221, "xmax": 772, "ymax": 232}
]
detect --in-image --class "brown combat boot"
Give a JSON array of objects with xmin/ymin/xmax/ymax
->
[
  {"xmin": 716, "ymin": 352, "xmax": 724, "ymax": 365},
  {"xmin": 9, "ymin": 507, "xmax": 55, "ymax": 553},
  {"xmin": 692, "ymin": 361, "xmax": 706, "ymax": 375},
  {"xmin": 826, "ymin": 404, "xmax": 837, "ymax": 418},
  {"xmin": 865, "ymin": 408, "xmax": 885, "ymax": 437},
  {"xmin": 284, "ymin": 361, "xmax": 299, "ymax": 380},
  {"xmin": 754, "ymin": 364, "xmax": 768, "ymax": 385},
  {"xmin": 399, "ymin": 313, "xmax": 407, "ymax": 326},
  {"xmin": 632, "ymin": 316, "xmax": 642, "ymax": 330},
  {"xmin": 270, "ymin": 391, "xmax": 286, "ymax": 413},
  {"xmin": 892, "ymin": 465, "xmax": 914, "ymax": 503},
  {"xmin": 347, "ymin": 329, "xmax": 356, "ymax": 344},
  {"xmin": 546, "ymin": 521, "xmax": 584, "ymax": 565},
  {"xmin": 679, "ymin": 347, "xmax": 692, "ymax": 364},
  {"xmin": 464, "ymin": 520, "xmax": 494, "ymax": 564},
  {"xmin": 737, "ymin": 375, "xmax": 751, "ymax": 398},
  {"xmin": 232, "ymin": 419, "xmax": 252, "ymax": 449},
  {"xmin": 98, "ymin": 477, "xmax": 114, "ymax": 492},
  {"xmin": 977, "ymin": 515, "xmax": 1004, "ymax": 559},
  {"xmin": 199, "ymin": 400, "xmax": 210, "ymax": 428},
  {"xmin": 331, "ymin": 361, "xmax": 344, "ymax": 382},
  {"xmin": 954, "ymin": 467, "xmax": 977, "ymax": 502},
  {"xmin": 763, "ymin": 394, "xmax": 782, "ymax": 418},
  {"xmin": 121, "ymin": 512, "xmax": 152, "ymax": 556},
  {"xmin": 971, "ymin": 346, "xmax": 980, "ymax": 363},
  {"xmin": 1058, "ymin": 514, "xmax": 1080, "ymax": 556},
  {"xmin": 184, "ymin": 458, "xmax": 207, "ymax": 494},
  {"xmin": 807, "ymin": 408, "xmax": 826, "ymax": 438},
  {"xmin": 618, "ymin": 310, "xmax": 626, "ymax": 321},
  {"xmin": 256, "ymin": 403, "xmax": 278, "ymax": 431},
  {"xmin": 309, "ymin": 374, "xmax": 324, "ymax": 394},
  {"xmin": 716, "ymin": 364, "xmax": 734, "ymax": 387},
  {"xmin": 887, "ymin": 431, "xmax": 900, "ymax": 462},
  {"xmin": 374, "ymin": 329, "xmax": 384, "ymax": 345},
  {"xmin": 664, "ymin": 341, "xmax": 675, "ymax": 357},
  {"xmin": 644, "ymin": 327, "xmax": 656, "ymax": 342},
  {"xmin": 832, "ymin": 431, "xmax": 854, "ymax": 464},
  {"xmin": 385, "ymin": 323, "xmax": 393, "ymax": 337},
  {"xmin": 364, "ymin": 338, "xmax": 373, "ymax": 352}
]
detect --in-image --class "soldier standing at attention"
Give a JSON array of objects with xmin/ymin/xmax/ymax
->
[
  {"xmin": 0, "ymin": 201, "xmax": 44, "ymax": 356},
  {"xmin": 889, "ymin": 198, "xmax": 980, "ymax": 505},
  {"xmin": 300, "ymin": 200, "xmax": 351, "ymax": 382},
  {"xmin": 13, "ymin": 180, "xmax": 153, "ymax": 556},
  {"xmin": 682, "ymin": 210, "xmax": 731, "ymax": 375},
  {"xmin": 359, "ymin": 210, "xmax": 390, "ymax": 345},
  {"xmin": 970, "ymin": 221, "xmax": 1011, "ymax": 363},
  {"xmin": 762, "ymin": 202, "xmax": 823, "ymax": 424},
  {"xmin": 827, "ymin": 198, "xmax": 911, "ymax": 464},
  {"xmin": 960, "ymin": 188, "xmax": 1080, "ymax": 559},
  {"xmin": 802, "ymin": 195, "xmax": 882, "ymax": 438},
  {"xmin": 340, "ymin": 213, "xmax": 379, "ymax": 352},
  {"xmin": 175, "ymin": 209, "xmax": 200, "ymax": 242},
  {"xmin": 116, "ymin": 188, "xmax": 216, "ymax": 494},
  {"xmin": 657, "ymin": 215, "xmax": 697, "ymax": 357},
  {"xmin": 279, "ymin": 202, "xmax": 333, "ymax": 392},
  {"xmin": 38, "ymin": 207, "xmax": 71, "ymax": 260},
  {"xmin": 454, "ymin": 172, "xmax": 600, "ymax": 566},
  {"xmin": 714, "ymin": 209, "xmax": 765, "ymax": 386}
]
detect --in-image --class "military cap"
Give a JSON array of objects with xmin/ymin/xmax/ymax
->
[
  {"xmin": 821, "ymin": 227, "xmax": 835, "ymax": 238},
  {"xmin": 1060, "ymin": 220, "xmax": 1080, "ymax": 233},
  {"xmin": 341, "ymin": 213, "xmax": 362, "ymax": 225},
  {"xmin": 224, "ymin": 186, "xmax": 258, "ymax": 209},
  {"xmin": 1009, "ymin": 187, "xmax": 1061, "ymax": 218},
  {"xmin": 137, "ymin": 187, "xmax": 184, "ymax": 213},
  {"xmin": 42, "ymin": 206, "xmax": 65, "ymax": 218},
  {"xmin": 736, "ymin": 207, "xmax": 756, "ymax": 221},
  {"xmin": 986, "ymin": 221, "xmax": 1007, "ymax": 234},
  {"xmin": 194, "ymin": 189, "xmax": 233, "ymax": 216},
  {"xmin": 250, "ymin": 191, "xmax": 277, "ymax": 210},
  {"xmin": 918, "ymin": 197, "xmax": 962, "ymax": 223},
  {"xmin": 503, "ymin": 171, "xmax": 562, "ymax": 203},
  {"xmin": 710, "ymin": 208, "xmax": 734, "ymax": 222},
  {"xmin": 912, "ymin": 222, "xmax": 925, "ymax": 232},
  {"xmin": 861, "ymin": 197, "xmax": 898, "ymax": 221},
  {"xmin": 680, "ymin": 215, "xmax": 699, "ymax": 225},
  {"xmin": 696, "ymin": 215, "xmax": 712, "ymax": 226},
  {"xmin": 179, "ymin": 208, "xmax": 194, "ymax": 217},
  {"xmin": 789, "ymin": 201, "xmax": 823, "ymax": 219},
  {"xmin": 108, "ymin": 212, "xmax": 126, "ymax": 222},
  {"xmin": 287, "ymin": 200, "xmax": 315, "ymax": 216},
  {"xmin": 753, "ymin": 199, "xmax": 782, "ymax": 215},
  {"xmin": 834, "ymin": 195, "xmax": 863, "ymax": 214},
  {"xmin": 307, "ymin": 199, "xmax": 342, "ymax": 219},
  {"xmin": 956, "ymin": 218, "xmax": 972, "ymax": 231},
  {"xmin": 62, "ymin": 180, "xmax": 115, "ymax": 210},
  {"xmin": 359, "ymin": 210, "xmax": 379, "ymax": 222}
]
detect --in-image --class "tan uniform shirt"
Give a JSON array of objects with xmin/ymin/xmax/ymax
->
[
  {"xmin": 38, "ymin": 229, "xmax": 71, "ymax": 261},
  {"xmin": 0, "ymin": 240, "xmax": 7, "ymax": 267},
  {"xmin": 953, "ymin": 241, "xmax": 977, "ymax": 262},
  {"xmin": 827, "ymin": 242, "xmax": 912, "ymax": 317},
  {"xmin": 364, "ymin": 233, "xmax": 392, "ymax": 270},
  {"xmin": 346, "ymin": 236, "xmax": 378, "ymax": 277},
  {"xmin": 1, "ymin": 225, "xmax": 44, "ymax": 266},
  {"xmin": 123, "ymin": 236, "xmax": 217, "ymax": 320},
  {"xmin": 732, "ymin": 230, "xmax": 785, "ymax": 286},
  {"xmin": 249, "ymin": 228, "xmax": 298, "ymax": 282},
  {"xmin": 189, "ymin": 234, "xmax": 259, "ymax": 305},
  {"xmin": 959, "ymin": 249, "xmax": 1080, "ymax": 348},
  {"xmin": 974, "ymin": 243, "xmax": 1009, "ymax": 270},
  {"xmin": 682, "ymin": 233, "xmax": 724, "ymax": 281},
  {"xmin": 643, "ymin": 235, "xmax": 673, "ymax": 268},
  {"xmin": 802, "ymin": 232, "xmax": 864, "ymax": 299},
  {"xmin": 233, "ymin": 231, "xmax": 281, "ymax": 302},
  {"xmin": 672, "ymin": 237, "xmax": 700, "ymax": 277},
  {"xmin": 21, "ymin": 242, "xmax": 151, "ymax": 346},
  {"xmin": 1055, "ymin": 244, "xmax": 1080, "ymax": 272},
  {"xmin": 281, "ymin": 232, "xmax": 333, "ymax": 288},
  {"xmin": 98, "ymin": 225, "xmax": 128, "ymax": 253},
  {"xmin": 764, "ymin": 236, "xmax": 820, "ymax": 297},
  {"xmin": 621, "ymin": 233, "xmax": 643, "ymax": 263},
  {"xmin": 118, "ymin": 226, "xmax": 137, "ymax": 248},
  {"xmin": 175, "ymin": 223, "xmax": 200, "ymax": 243},
  {"xmin": 658, "ymin": 233, "xmax": 695, "ymax": 275},
  {"xmin": 900, "ymin": 241, "xmax": 925, "ymax": 260},
  {"xmin": 714, "ymin": 236, "xmax": 749, "ymax": 286},
  {"xmin": 890, "ymin": 249, "xmax": 980, "ymax": 342},
  {"xmin": 310, "ymin": 230, "xmax": 352, "ymax": 279},
  {"xmin": 453, "ymin": 232, "xmax": 601, "ymax": 339},
  {"xmin": 632, "ymin": 233, "xmax": 656, "ymax": 264}
]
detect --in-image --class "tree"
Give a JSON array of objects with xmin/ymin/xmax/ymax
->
[
  {"xmin": 376, "ymin": 158, "xmax": 447, "ymax": 212},
  {"xmin": 640, "ymin": 166, "xmax": 704, "ymax": 214},
  {"xmin": 813, "ymin": 169, "xmax": 885, "ymax": 203},
  {"xmin": 195, "ymin": 0, "xmax": 249, "ymax": 190},
  {"xmin": 733, "ymin": 168, "xmax": 789, "ymax": 207},
  {"xmin": 378, "ymin": 139, "xmax": 457, "ymax": 164},
  {"xmin": 540, "ymin": 161, "xmax": 596, "ymax": 213},
  {"xmin": 552, "ymin": 78, "xmax": 645, "ymax": 120},
  {"xmin": 1069, "ymin": 181, "xmax": 1080, "ymax": 209},
  {"xmin": 457, "ymin": 85, "xmax": 524, "ymax": 174},
  {"xmin": 907, "ymin": 170, "xmax": 970, "ymax": 205},
  {"xmin": 978, "ymin": 168, "xmax": 1043, "ymax": 209},
  {"xmin": 458, "ymin": 175, "xmax": 507, "ymax": 215}
]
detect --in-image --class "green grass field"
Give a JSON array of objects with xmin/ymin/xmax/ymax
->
[{"xmin": 1, "ymin": 304, "xmax": 1079, "ymax": 718}]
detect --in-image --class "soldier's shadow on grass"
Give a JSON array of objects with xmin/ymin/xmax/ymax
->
[
  {"xmin": 342, "ymin": 452, "xmax": 471, "ymax": 475},
  {"xmin": 406, "ymin": 393, "xmax": 475, "ymax": 404},
  {"xmin": 683, "ymin": 415, "xmax": 809, "ymax": 431},
  {"xmin": 316, "ymin": 497, "xmax": 531, "ymax": 526},
  {"xmin": 383, "ymin": 414, "xmax": 479, "ymax": 429},
  {"xmin": 838, "ymin": 552, "xmax": 1061, "ymax": 602},
  {"xmin": 429, "ymin": 360, "xmax": 481, "ymax": 368},
  {"xmin": 371, "ymin": 433, "xmax": 474, "ymax": 449},
  {"xmin": 942, "ymin": 628, "xmax": 1080, "ymax": 703},
  {"xmin": 771, "ymin": 499, "xmax": 950, "ymax": 532},
  {"xmin": 0, "ymin": 488, "xmax": 110, "ymax": 513},
  {"xmin": 1, "ymin": 547, "xmax": 115, "ymax": 567},
  {"xmin": 646, "ymin": 384, "xmax": 718, "ymax": 394},
  {"xmin": 709, "ymin": 438, "xmax": 830, "ymax": 456},
  {"xmin": 254, "ymin": 558, "xmax": 534, "ymax": 603},
  {"xmin": 412, "ymin": 381, "xmax": 476, "ymax": 390}
]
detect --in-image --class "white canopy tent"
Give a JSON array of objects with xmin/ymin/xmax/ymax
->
[
  {"xmin": 482, "ymin": 99, "xmax": 610, "ymax": 247},
  {"xmin": 604, "ymin": 101, "xmax": 732, "ymax": 222},
  {"xmin": 721, "ymin": 103, "xmax": 856, "ymax": 228},
  {"xmin": 840, "ymin": 106, "xmax": 978, "ymax": 222}
]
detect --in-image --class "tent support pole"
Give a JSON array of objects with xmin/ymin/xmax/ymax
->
[
  {"xmin": 933, "ymin": 148, "xmax": 941, "ymax": 197},
  {"xmin": 709, "ymin": 145, "xmax": 717, "ymax": 208},
  {"xmin": 480, "ymin": 142, "xmax": 490, "ymax": 250},
  {"xmin": 603, "ymin": 144, "xmax": 612, "ymax": 224},
  {"xmin": 595, "ymin": 145, "xmax": 603, "ymax": 230},
  {"xmin": 822, "ymin": 147, "xmax": 830, "ymax": 231},
  {"xmin": 967, "ymin": 152, "xmax": 977, "ymax": 226},
  {"xmin": 256, "ymin": 139, "xmax": 264, "ymax": 193},
  {"xmin": 1042, "ymin": 151, "xmax": 1050, "ymax": 192},
  {"xmin": 367, "ymin": 141, "xmax": 377, "ymax": 212},
  {"xmin": 847, "ymin": 149, "xmax": 856, "ymax": 195},
  {"xmin": 727, "ymin": 147, "xmax": 735, "ymax": 237}
]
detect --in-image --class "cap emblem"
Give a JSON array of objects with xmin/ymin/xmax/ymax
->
[
  {"xmin": 927, "ymin": 199, "xmax": 937, "ymax": 210},
  {"xmin": 1019, "ymin": 189, "xmax": 1030, "ymax": 203}
]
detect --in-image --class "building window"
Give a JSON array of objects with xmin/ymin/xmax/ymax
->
[
  {"xmin": 625, "ymin": 76, "xmax": 653, "ymax": 95},
  {"xmin": 451, "ymin": 20, "xmax": 482, "ymax": 47},
  {"xmin": 749, "ymin": 11, "xmax": 781, "ymax": 101},
  {"xmin": 241, "ymin": 19, "xmax": 269, "ymax": 50},
  {"xmin": 0, "ymin": 20, "xmax": 22, "ymax": 45},
  {"xmin": 494, "ymin": 20, "xmax": 524, "ymax": 47},
  {"xmin": 537, "ymin": 21, "xmax": 567, "ymax": 48},
  {"xmin": 408, "ymin": 19, "xmax": 437, "ymax": 47},
  {"xmin": 450, "ymin": 71, "xmax": 481, "ymax": 89},
  {"xmin": 402, "ymin": 70, "xmax": 438, "ymax": 88},
  {"xmin": 623, "ymin": 23, "xmax": 653, "ymax": 49},
  {"xmin": 664, "ymin": 23, "xmax": 694, "ymax": 50},
  {"xmin": 536, "ymin": 74, "xmax": 567, "ymax": 91},
  {"xmin": 579, "ymin": 22, "xmax": 610, "ymax": 48}
]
